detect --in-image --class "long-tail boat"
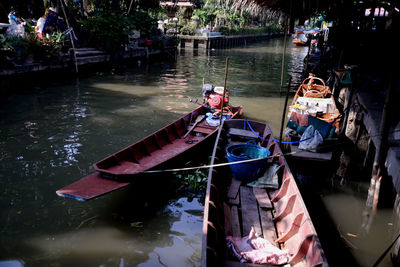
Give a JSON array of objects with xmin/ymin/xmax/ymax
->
[
  {"xmin": 285, "ymin": 74, "xmax": 341, "ymax": 161},
  {"xmin": 56, "ymin": 89, "xmax": 242, "ymax": 201},
  {"xmin": 202, "ymin": 119, "xmax": 328, "ymax": 266}
]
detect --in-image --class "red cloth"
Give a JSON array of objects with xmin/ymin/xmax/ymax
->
[{"xmin": 226, "ymin": 227, "xmax": 290, "ymax": 265}]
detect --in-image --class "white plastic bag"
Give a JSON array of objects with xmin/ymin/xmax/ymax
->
[{"xmin": 298, "ymin": 125, "xmax": 323, "ymax": 152}]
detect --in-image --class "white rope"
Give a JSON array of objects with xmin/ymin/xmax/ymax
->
[{"xmin": 138, "ymin": 152, "xmax": 295, "ymax": 174}]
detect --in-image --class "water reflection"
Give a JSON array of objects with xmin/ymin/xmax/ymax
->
[{"xmin": 0, "ymin": 37, "xmax": 309, "ymax": 266}]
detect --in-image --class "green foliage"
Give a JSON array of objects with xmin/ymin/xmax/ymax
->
[
  {"xmin": 79, "ymin": 11, "xmax": 157, "ymax": 52},
  {"xmin": 218, "ymin": 25, "xmax": 283, "ymax": 36},
  {"xmin": 0, "ymin": 34, "xmax": 14, "ymax": 50},
  {"xmin": 1, "ymin": 28, "xmax": 67, "ymax": 64},
  {"xmin": 180, "ymin": 20, "xmax": 197, "ymax": 35},
  {"xmin": 176, "ymin": 169, "xmax": 208, "ymax": 192},
  {"xmin": 193, "ymin": 7, "xmax": 216, "ymax": 28},
  {"xmin": 130, "ymin": 221, "xmax": 143, "ymax": 228}
]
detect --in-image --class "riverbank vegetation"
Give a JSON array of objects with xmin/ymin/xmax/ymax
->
[{"xmin": 0, "ymin": 0, "xmax": 285, "ymax": 67}]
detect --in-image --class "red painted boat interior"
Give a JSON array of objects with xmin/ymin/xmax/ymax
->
[{"xmin": 94, "ymin": 106, "xmax": 241, "ymax": 179}]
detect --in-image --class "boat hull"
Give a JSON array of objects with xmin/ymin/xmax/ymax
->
[
  {"xmin": 93, "ymin": 105, "xmax": 242, "ymax": 180},
  {"xmin": 202, "ymin": 119, "xmax": 328, "ymax": 266},
  {"xmin": 56, "ymin": 105, "xmax": 242, "ymax": 200}
]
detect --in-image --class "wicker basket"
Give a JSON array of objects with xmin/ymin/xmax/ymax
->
[{"xmin": 299, "ymin": 74, "xmax": 330, "ymax": 98}]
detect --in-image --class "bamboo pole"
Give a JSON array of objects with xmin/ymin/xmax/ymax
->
[
  {"xmin": 279, "ymin": 76, "xmax": 292, "ymax": 146},
  {"xmin": 362, "ymin": 74, "xmax": 394, "ymax": 232},
  {"xmin": 219, "ymin": 57, "xmax": 229, "ymax": 127},
  {"xmin": 59, "ymin": 0, "xmax": 78, "ymax": 73},
  {"xmin": 279, "ymin": 0, "xmax": 292, "ymax": 94},
  {"xmin": 128, "ymin": 0, "xmax": 135, "ymax": 15},
  {"xmin": 279, "ymin": 18, "xmax": 288, "ymax": 94}
]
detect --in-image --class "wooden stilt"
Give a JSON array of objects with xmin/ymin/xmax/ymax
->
[{"xmin": 362, "ymin": 74, "xmax": 394, "ymax": 232}]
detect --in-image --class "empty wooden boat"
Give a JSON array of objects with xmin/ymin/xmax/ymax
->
[
  {"xmin": 202, "ymin": 119, "xmax": 328, "ymax": 266},
  {"xmin": 56, "ymin": 105, "xmax": 242, "ymax": 201}
]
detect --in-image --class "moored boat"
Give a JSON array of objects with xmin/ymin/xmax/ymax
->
[
  {"xmin": 285, "ymin": 74, "xmax": 341, "ymax": 161},
  {"xmin": 292, "ymin": 31, "xmax": 309, "ymax": 46},
  {"xmin": 56, "ymin": 85, "xmax": 242, "ymax": 201},
  {"xmin": 202, "ymin": 119, "xmax": 328, "ymax": 266}
]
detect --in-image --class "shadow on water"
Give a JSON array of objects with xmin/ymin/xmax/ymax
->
[{"xmin": 0, "ymin": 37, "xmax": 316, "ymax": 266}]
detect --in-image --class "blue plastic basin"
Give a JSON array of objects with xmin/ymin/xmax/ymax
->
[{"xmin": 226, "ymin": 143, "xmax": 270, "ymax": 181}]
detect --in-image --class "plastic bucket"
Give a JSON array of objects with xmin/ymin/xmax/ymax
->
[{"xmin": 226, "ymin": 142, "xmax": 270, "ymax": 181}]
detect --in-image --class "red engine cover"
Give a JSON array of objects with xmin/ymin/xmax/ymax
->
[
  {"xmin": 207, "ymin": 92, "xmax": 229, "ymax": 109},
  {"xmin": 208, "ymin": 94, "xmax": 222, "ymax": 109}
]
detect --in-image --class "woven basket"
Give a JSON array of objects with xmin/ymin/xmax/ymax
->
[{"xmin": 299, "ymin": 74, "xmax": 329, "ymax": 98}]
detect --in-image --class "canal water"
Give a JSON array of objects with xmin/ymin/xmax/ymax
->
[{"xmin": 0, "ymin": 38, "xmax": 392, "ymax": 267}]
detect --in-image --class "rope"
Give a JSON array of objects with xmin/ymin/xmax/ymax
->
[
  {"xmin": 244, "ymin": 117, "xmax": 341, "ymax": 145},
  {"xmin": 135, "ymin": 151, "xmax": 294, "ymax": 174}
]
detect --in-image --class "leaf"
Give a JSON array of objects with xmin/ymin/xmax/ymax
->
[{"xmin": 130, "ymin": 222, "xmax": 143, "ymax": 228}]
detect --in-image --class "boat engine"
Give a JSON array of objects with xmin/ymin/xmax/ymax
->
[{"xmin": 202, "ymin": 84, "xmax": 229, "ymax": 109}]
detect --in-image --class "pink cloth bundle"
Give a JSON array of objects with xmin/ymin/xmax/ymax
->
[{"xmin": 226, "ymin": 227, "xmax": 290, "ymax": 265}]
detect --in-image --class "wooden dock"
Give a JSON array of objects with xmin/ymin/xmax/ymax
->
[
  {"xmin": 0, "ymin": 47, "xmax": 175, "ymax": 77},
  {"xmin": 178, "ymin": 32, "xmax": 283, "ymax": 50}
]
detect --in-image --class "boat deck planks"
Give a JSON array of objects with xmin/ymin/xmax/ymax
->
[
  {"xmin": 228, "ymin": 179, "xmax": 241, "ymax": 199},
  {"xmin": 233, "ymin": 184, "xmax": 277, "ymax": 246},
  {"xmin": 240, "ymin": 186, "xmax": 263, "ymax": 237},
  {"xmin": 228, "ymin": 128, "xmax": 258, "ymax": 140},
  {"xmin": 258, "ymin": 204, "xmax": 278, "ymax": 247},
  {"xmin": 289, "ymin": 143, "xmax": 332, "ymax": 161},
  {"xmin": 253, "ymin": 187, "xmax": 272, "ymax": 209},
  {"xmin": 230, "ymin": 205, "xmax": 241, "ymax": 237}
]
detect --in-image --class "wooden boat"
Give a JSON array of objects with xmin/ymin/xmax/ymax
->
[
  {"xmin": 293, "ymin": 39, "xmax": 308, "ymax": 46},
  {"xmin": 56, "ymin": 104, "xmax": 242, "ymax": 201},
  {"xmin": 202, "ymin": 119, "xmax": 328, "ymax": 266},
  {"xmin": 292, "ymin": 32, "xmax": 309, "ymax": 46},
  {"xmin": 285, "ymin": 74, "xmax": 341, "ymax": 161}
]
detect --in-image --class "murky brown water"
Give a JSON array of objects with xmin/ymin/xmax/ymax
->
[{"xmin": 0, "ymin": 38, "xmax": 393, "ymax": 266}]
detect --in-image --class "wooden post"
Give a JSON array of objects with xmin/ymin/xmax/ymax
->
[
  {"xmin": 219, "ymin": 57, "xmax": 229, "ymax": 127},
  {"xmin": 279, "ymin": 77, "xmax": 292, "ymax": 146},
  {"xmin": 362, "ymin": 73, "xmax": 394, "ymax": 232}
]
